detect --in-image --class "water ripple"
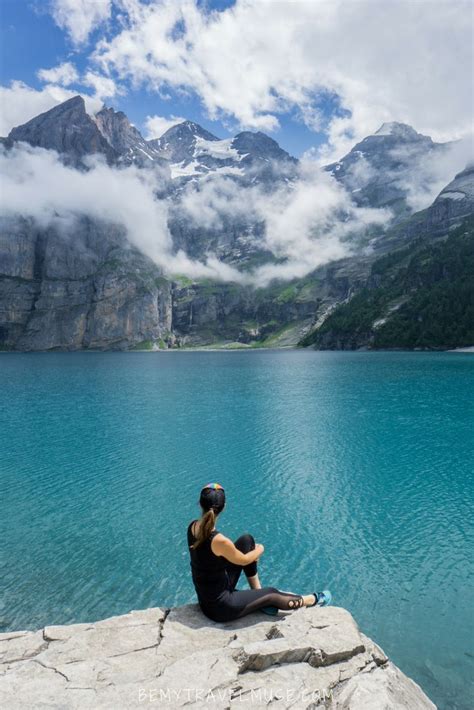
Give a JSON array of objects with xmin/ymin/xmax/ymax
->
[{"xmin": 0, "ymin": 351, "xmax": 473, "ymax": 710}]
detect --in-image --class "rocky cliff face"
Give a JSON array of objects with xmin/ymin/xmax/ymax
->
[
  {"xmin": 93, "ymin": 106, "xmax": 169, "ymax": 168},
  {"xmin": 0, "ymin": 215, "xmax": 173, "ymax": 351},
  {"xmin": 0, "ymin": 210, "xmax": 361, "ymax": 351},
  {"xmin": 0, "ymin": 604, "xmax": 435, "ymax": 709},
  {"xmin": 425, "ymin": 165, "xmax": 474, "ymax": 230},
  {"xmin": 6, "ymin": 96, "xmax": 119, "ymax": 167}
]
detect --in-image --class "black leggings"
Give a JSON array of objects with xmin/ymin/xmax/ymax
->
[{"xmin": 200, "ymin": 533, "xmax": 305, "ymax": 622}]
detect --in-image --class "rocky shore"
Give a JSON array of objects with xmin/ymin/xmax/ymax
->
[{"xmin": 0, "ymin": 604, "xmax": 435, "ymax": 709}]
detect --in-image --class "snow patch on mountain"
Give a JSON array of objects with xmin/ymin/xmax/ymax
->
[
  {"xmin": 193, "ymin": 136, "xmax": 240, "ymax": 160},
  {"xmin": 438, "ymin": 191, "xmax": 466, "ymax": 201}
]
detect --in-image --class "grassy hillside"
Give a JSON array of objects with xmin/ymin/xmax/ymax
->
[{"xmin": 300, "ymin": 218, "xmax": 474, "ymax": 350}]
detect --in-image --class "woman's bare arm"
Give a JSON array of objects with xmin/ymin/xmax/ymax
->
[{"xmin": 211, "ymin": 534, "xmax": 264, "ymax": 565}]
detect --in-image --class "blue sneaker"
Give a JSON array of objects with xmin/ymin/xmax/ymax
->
[
  {"xmin": 261, "ymin": 606, "xmax": 278, "ymax": 616},
  {"xmin": 313, "ymin": 590, "xmax": 332, "ymax": 607}
]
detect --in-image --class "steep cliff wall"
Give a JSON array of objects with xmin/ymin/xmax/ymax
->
[
  {"xmin": 0, "ymin": 216, "xmax": 358, "ymax": 351},
  {"xmin": 0, "ymin": 216, "xmax": 173, "ymax": 351}
]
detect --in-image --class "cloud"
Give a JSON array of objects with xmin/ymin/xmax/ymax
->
[
  {"xmin": 257, "ymin": 160, "xmax": 390, "ymax": 270},
  {"xmin": 50, "ymin": 0, "xmax": 112, "ymax": 45},
  {"xmin": 176, "ymin": 157, "xmax": 391, "ymax": 282},
  {"xmin": 82, "ymin": 71, "xmax": 120, "ymax": 101},
  {"xmin": 390, "ymin": 137, "xmax": 474, "ymax": 211},
  {"xmin": 177, "ymin": 174, "xmax": 256, "ymax": 231},
  {"xmin": 144, "ymin": 114, "xmax": 187, "ymax": 140},
  {"xmin": 37, "ymin": 62, "xmax": 79, "ymax": 87},
  {"xmin": 92, "ymin": 0, "xmax": 472, "ymax": 161},
  {"xmin": 0, "ymin": 142, "xmax": 245, "ymax": 282},
  {"xmin": 1, "ymin": 142, "xmax": 391, "ymax": 286},
  {"xmin": 0, "ymin": 81, "xmax": 102, "ymax": 136},
  {"xmin": 36, "ymin": 62, "xmax": 120, "ymax": 106}
]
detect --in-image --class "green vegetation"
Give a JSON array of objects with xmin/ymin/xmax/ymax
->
[
  {"xmin": 171, "ymin": 274, "xmax": 195, "ymax": 287},
  {"xmin": 300, "ymin": 219, "xmax": 474, "ymax": 350},
  {"xmin": 276, "ymin": 284, "xmax": 298, "ymax": 303},
  {"xmin": 257, "ymin": 321, "xmax": 305, "ymax": 347},
  {"xmin": 131, "ymin": 340, "xmax": 155, "ymax": 350}
]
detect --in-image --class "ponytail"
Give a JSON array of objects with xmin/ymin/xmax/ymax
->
[{"xmin": 190, "ymin": 508, "xmax": 216, "ymax": 549}]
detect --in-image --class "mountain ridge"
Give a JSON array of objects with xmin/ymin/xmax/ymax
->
[
  {"xmin": 3, "ymin": 95, "xmax": 453, "ymax": 184},
  {"xmin": 1, "ymin": 96, "xmax": 472, "ymax": 351}
]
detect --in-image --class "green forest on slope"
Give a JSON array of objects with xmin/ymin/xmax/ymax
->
[{"xmin": 300, "ymin": 218, "xmax": 474, "ymax": 350}]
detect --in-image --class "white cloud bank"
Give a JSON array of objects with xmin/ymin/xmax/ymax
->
[
  {"xmin": 91, "ymin": 0, "xmax": 473, "ymax": 162},
  {"xmin": 0, "ymin": 142, "xmax": 225, "ymax": 281},
  {"xmin": 0, "ymin": 143, "xmax": 390, "ymax": 285},
  {"xmin": 177, "ymin": 160, "xmax": 390, "ymax": 282},
  {"xmin": 82, "ymin": 71, "xmax": 120, "ymax": 101}
]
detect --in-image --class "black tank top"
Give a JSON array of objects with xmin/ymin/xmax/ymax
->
[{"xmin": 187, "ymin": 520, "xmax": 229, "ymax": 603}]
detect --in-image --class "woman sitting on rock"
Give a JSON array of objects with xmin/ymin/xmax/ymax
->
[{"xmin": 187, "ymin": 482, "xmax": 331, "ymax": 622}]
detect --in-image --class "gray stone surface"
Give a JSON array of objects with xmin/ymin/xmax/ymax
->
[{"xmin": 0, "ymin": 604, "xmax": 435, "ymax": 709}]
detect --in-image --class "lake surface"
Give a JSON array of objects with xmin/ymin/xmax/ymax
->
[{"xmin": 1, "ymin": 351, "xmax": 473, "ymax": 708}]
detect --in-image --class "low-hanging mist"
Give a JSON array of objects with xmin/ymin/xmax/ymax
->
[{"xmin": 0, "ymin": 142, "xmax": 392, "ymax": 286}]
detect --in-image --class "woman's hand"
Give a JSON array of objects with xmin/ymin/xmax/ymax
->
[{"xmin": 254, "ymin": 543, "xmax": 265, "ymax": 558}]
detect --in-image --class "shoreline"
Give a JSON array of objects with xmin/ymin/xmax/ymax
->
[
  {"xmin": 134, "ymin": 345, "xmax": 474, "ymax": 353},
  {"xmin": 1, "ymin": 344, "xmax": 473, "ymax": 354}
]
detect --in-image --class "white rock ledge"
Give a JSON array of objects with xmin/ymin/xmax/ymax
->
[{"xmin": 0, "ymin": 604, "xmax": 435, "ymax": 709}]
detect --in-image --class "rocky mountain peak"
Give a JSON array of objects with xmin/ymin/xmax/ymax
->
[
  {"xmin": 179, "ymin": 119, "xmax": 219, "ymax": 137},
  {"xmin": 7, "ymin": 94, "xmax": 118, "ymax": 166},
  {"xmin": 94, "ymin": 105, "xmax": 138, "ymax": 145},
  {"xmin": 373, "ymin": 122, "xmax": 426, "ymax": 141},
  {"xmin": 325, "ymin": 121, "xmax": 443, "ymax": 216},
  {"xmin": 94, "ymin": 105, "xmax": 162, "ymax": 165},
  {"xmin": 9, "ymin": 94, "xmax": 88, "ymax": 135},
  {"xmin": 231, "ymin": 131, "xmax": 296, "ymax": 164},
  {"xmin": 147, "ymin": 120, "xmax": 220, "ymax": 163}
]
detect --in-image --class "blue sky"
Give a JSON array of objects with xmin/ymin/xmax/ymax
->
[
  {"xmin": 0, "ymin": 0, "xmax": 333, "ymax": 156},
  {"xmin": 0, "ymin": 1, "xmax": 470, "ymax": 163}
]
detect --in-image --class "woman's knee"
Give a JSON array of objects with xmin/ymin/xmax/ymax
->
[{"xmin": 234, "ymin": 533, "xmax": 255, "ymax": 552}]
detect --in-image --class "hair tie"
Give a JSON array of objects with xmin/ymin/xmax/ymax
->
[{"xmin": 203, "ymin": 482, "xmax": 224, "ymax": 491}]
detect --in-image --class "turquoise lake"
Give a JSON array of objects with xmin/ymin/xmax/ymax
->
[{"xmin": 1, "ymin": 351, "xmax": 473, "ymax": 708}]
